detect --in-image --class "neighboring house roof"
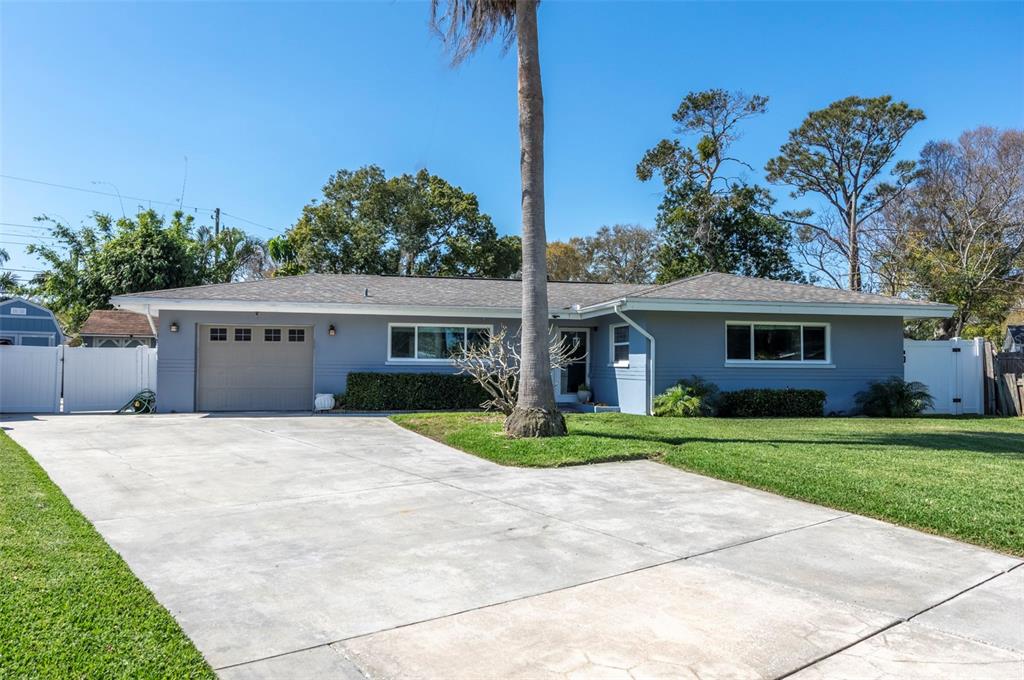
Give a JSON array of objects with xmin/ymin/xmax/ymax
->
[
  {"xmin": 111, "ymin": 272, "xmax": 956, "ymax": 319},
  {"xmin": 80, "ymin": 310, "xmax": 157, "ymax": 338},
  {"xmin": 1005, "ymin": 325, "xmax": 1024, "ymax": 350}
]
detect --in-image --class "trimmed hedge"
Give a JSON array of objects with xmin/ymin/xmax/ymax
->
[
  {"xmin": 343, "ymin": 372, "xmax": 488, "ymax": 411},
  {"xmin": 718, "ymin": 388, "xmax": 826, "ymax": 417}
]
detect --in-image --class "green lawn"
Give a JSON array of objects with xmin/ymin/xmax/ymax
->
[
  {"xmin": 392, "ymin": 412, "xmax": 1024, "ymax": 556},
  {"xmin": 0, "ymin": 432, "xmax": 214, "ymax": 678}
]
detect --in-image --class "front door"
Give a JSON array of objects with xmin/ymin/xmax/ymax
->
[{"xmin": 557, "ymin": 329, "xmax": 589, "ymax": 401}]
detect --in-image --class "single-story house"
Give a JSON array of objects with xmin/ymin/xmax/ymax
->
[
  {"xmin": 0, "ymin": 296, "xmax": 65, "ymax": 346},
  {"xmin": 79, "ymin": 309, "xmax": 158, "ymax": 348},
  {"xmin": 1004, "ymin": 325, "xmax": 1024, "ymax": 353},
  {"xmin": 110, "ymin": 272, "xmax": 955, "ymax": 414}
]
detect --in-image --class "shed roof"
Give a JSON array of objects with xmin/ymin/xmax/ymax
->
[{"xmin": 80, "ymin": 310, "xmax": 157, "ymax": 337}]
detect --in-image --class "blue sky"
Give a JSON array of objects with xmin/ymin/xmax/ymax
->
[{"xmin": 3, "ymin": 1, "xmax": 1023, "ymax": 276}]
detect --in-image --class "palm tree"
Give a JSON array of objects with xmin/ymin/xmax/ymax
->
[{"xmin": 431, "ymin": 0, "xmax": 565, "ymax": 437}]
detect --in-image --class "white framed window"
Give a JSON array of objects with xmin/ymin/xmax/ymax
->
[
  {"xmin": 209, "ymin": 327, "xmax": 228, "ymax": 342},
  {"xmin": 610, "ymin": 323, "xmax": 630, "ymax": 367},
  {"xmin": 725, "ymin": 321, "xmax": 831, "ymax": 365},
  {"xmin": 234, "ymin": 328, "xmax": 252, "ymax": 342},
  {"xmin": 388, "ymin": 323, "xmax": 492, "ymax": 362},
  {"xmin": 288, "ymin": 328, "xmax": 306, "ymax": 342}
]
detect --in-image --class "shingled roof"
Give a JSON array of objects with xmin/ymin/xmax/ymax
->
[
  {"xmin": 593, "ymin": 272, "xmax": 944, "ymax": 308},
  {"xmin": 80, "ymin": 310, "xmax": 157, "ymax": 337},
  {"xmin": 112, "ymin": 271, "xmax": 953, "ymax": 317},
  {"xmin": 113, "ymin": 274, "xmax": 650, "ymax": 312}
]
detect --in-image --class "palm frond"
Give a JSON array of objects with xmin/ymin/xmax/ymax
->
[{"xmin": 430, "ymin": 0, "xmax": 518, "ymax": 65}]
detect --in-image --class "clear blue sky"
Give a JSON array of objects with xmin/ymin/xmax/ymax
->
[{"xmin": 3, "ymin": 1, "xmax": 1022, "ymax": 276}]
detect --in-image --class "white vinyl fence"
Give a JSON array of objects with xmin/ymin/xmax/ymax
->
[
  {"xmin": 904, "ymin": 338, "xmax": 984, "ymax": 415},
  {"xmin": 0, "ymin": 346, "xmax": 62, "ymax": 414},
  {"xmin": 0, "ymin": 345, "xmax": 157, "ymax": 414}
]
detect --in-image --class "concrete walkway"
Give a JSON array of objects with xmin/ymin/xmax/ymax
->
[{"xmin": 4, "ymin": 414, "xmax": 1021, "ymax": 679}]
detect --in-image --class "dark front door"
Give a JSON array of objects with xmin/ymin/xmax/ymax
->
[{"xmin": 558, "ymin": 330, "xmax": 588, "ymax": 398}]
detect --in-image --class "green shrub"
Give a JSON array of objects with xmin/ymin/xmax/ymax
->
[
  {"xmin": 653, "ymin": 385, "xmax": 703, "ymax": 417},
  {"xmin": 855, "ymin": 377, "xmax": 934, "ymax": 417},
  {"xmin": 719, "ymin": 388, "xmax": 826, "ymax": 417},
  {"xmin": 343, "ymin": 372, "xmax": 489, "ymax": 411},
  {"xmin": 653, "ymin": 376, "xmax": 720, "ymax": 417}
]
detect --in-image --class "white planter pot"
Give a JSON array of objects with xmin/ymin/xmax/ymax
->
[{"xmin": 577, "ymin": 390, "xmax": 591, "ymax": 403}]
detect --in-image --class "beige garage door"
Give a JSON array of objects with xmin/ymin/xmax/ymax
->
[{"xmin": 197, "ymin": 324, "xmax": 314, "ymax": 412}]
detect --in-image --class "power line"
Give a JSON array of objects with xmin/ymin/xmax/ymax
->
[
  {"xmin": 1, "ymin": 233, "xmax": 56, "ymax": 242},
  {"xmin": 0, "ymin": 240, "xmax": 48, "ymax": 247},
  {"xmin": 2, "ymin": 267, "xmax": 44, "ymax": 273},
  {"xmin": 0, "ymin": 224, "xmax": 54, "ymax": 235},
  {"xmin": 0, "ymin": 174, "xmax": 215, "ymax": 212},
  {"xmin": 2, "ymin": 174, "xmax": 285, "ymax": 235},
  {"xmin": 220, "ymin": 210, "xmax": 280, "ymax": 234}
]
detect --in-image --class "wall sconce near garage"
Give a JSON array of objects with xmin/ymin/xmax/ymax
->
[
  {"xmin": 328, "ymin": 324, "xmax": 336, "ymax": 336},
  {"xmin": 169, "ymin": 322, "xmax": 179, "ymax": 333}
]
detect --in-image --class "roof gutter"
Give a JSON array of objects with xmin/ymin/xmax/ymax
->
[
  {"xmin": 614, "ymin": 303, "xmax": 655, "ymax": 416},
  {"xmin": 143, "ymin": 304, "xmax": 157, "ymax": 335},
  {"xmin": 578, "ymin": 297, "xmax": 955, "ymax": 319}
]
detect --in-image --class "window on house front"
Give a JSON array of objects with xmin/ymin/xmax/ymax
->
[
  {"xmin": 234, "ymin": 328, "xmax": 252, "ymax": 342},
  {"xmin": 264, "ymin": 328, "xmax": 281, "ymax": 342},
  {"xmin": 288, "ymin": 328, "xmax": 305, "ymax": 342},
  {"xmin": 388, "ymin": 324, "xmax": 492, "ymax": 361},
  {"xmin": 725, "ymin": 322, "xmax": 830, "ymax": 363},
  {"xmin": 610, "ymin": 324, "xmax": 630, "ymax": 366},
  {"xmin": 209, "ymin": 327, "xmax": 227, "ymax": 342}
]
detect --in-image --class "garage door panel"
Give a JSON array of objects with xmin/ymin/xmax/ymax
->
[{"xmin": 197, "ymin": 325, "xmax": 314, "ymax": 412}]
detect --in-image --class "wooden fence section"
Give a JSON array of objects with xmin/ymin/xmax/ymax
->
[{"xmin": 988, "ymin": 347, "xmax": 1024, "ymax": 416}]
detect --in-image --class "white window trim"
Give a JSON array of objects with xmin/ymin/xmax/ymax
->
[
  {"xmin": 609, "ymin": 322, "xmax": 630, "ymax": 368},
  {"xmin": 387, "ymin": 322, "xmax": 493, "ymax": 363},
  {"xmin": 724, "ymin": 320, "xmax": 833, "ymax": 367}
]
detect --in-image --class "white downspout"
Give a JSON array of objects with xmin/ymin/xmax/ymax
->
[
  {"xmin": 614, "ymin": 303, "xmax": 655, "ymax": 415},
  {"xmin": 143, "ymin": 304, "xmax": 157, "ymax": 335}
]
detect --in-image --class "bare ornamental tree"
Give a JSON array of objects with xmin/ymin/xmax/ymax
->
[{"xmin": 452, "ymin": 326, "xmax": 585, "ymax": 415}]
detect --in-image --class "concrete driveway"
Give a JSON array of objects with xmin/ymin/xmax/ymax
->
[{"xmin": 5, "ymin": 414, "xmax": 1022, "ymax": 679}]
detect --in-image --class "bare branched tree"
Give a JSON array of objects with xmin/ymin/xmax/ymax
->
[{"xmin": 452, "ymin": 326, "xmax": 585, "ymax": 415}]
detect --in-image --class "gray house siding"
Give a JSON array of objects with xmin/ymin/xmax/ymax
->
[
  {"xmin": 157, "ymin": 311, "xmax": 519, "ymax": 413},
  {"xmin": 155, "ymin": 308, "xmax": 904, "ymax": 415},
  {"xmin": 632, "ymin": 311, "xmax": 904, "ymax": 414},
  {"xmin": 585, "ymin": 314, "xmax": 648, "ymax": 415},
  {"xmin": 0, "ymin": 298, "xmax": 64, "ymax": 346}
]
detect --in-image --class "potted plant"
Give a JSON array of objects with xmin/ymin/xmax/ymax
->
[{"xmin": 576, "ymin": 384, "xmax": 592, "ymax": 403}]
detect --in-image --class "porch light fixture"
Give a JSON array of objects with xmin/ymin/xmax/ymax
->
[
  {"xmin": 328, "ymin": 324, "xmax": 336, "ymax": 336},
  {"xmin": 169, "ymin": 322, "xmax": 179, "ymax": 333}
]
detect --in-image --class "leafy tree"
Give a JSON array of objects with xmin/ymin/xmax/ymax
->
[
  {"xmin": 546, "ymin": 240, "xmax": 590, "ymax": 281},
  {"xmin": 547, "ymin": 225, "xmax": 659, "ymax": 283},
  {"xmin": 27, "ymin": 210, "xmax": 202, "ymax": 332},
  {"xmin": 638, "ymin": 89, "xmax": 802, "ymax": 283},
  {"xmin": 267, "ymin": 235, "xmax": 304, "ymax": 277},
  {"xmin": 195, "ymin": 226, "xmax": 269, "ymax": 283},
  {"xmin": 0, "ymin": 247, "xmax": 18, "ymax": 293},
  {"xmin": 877, "ymin": 127, "xmax": 1024, "ymax": 338},
  {"xmin": 24, "ymin": 209, "xmax": 267, "ymax": 333},
  {"xmin": 766, "ymin": 95, "xmax": 926, "ymax": 290},
  {"xmin": 283, "ymin": 165, "xmax": 521, "ymax": 279},
  {"xmin": 431, "ymin": 0, "xmax": 564, "ymax": 437}
]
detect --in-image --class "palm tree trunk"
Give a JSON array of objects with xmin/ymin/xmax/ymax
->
[{"xmin": 504, "ymin": 0, "xmax": 565, "ymax": 438}]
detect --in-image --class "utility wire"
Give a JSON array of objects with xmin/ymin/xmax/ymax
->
[
  {"xmin": 1, "ymin": 174, "xmax": 215, "ymax": 212},
  {"xmin": 2, "ymin": 174, "xmax": 284, "ymax": 235},
  {"xmin": 220, "ymin": 211, "xmax": 280, "ymax": 234},
  {"xmin": 0, "ymin": 224, "xmax": 54, "ymax": 235}
]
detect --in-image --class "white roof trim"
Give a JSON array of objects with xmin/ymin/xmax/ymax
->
[
  {"xmin": 112, "ymin": 296, "xmax": 526, "ymax": 319},
  {"xmin": 575, "ymin": 297, "xmax": 955, "ymax": 319},
  {"xmin": 112, "ymin": 293, "xmax": 956, "ymax": 320}
]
